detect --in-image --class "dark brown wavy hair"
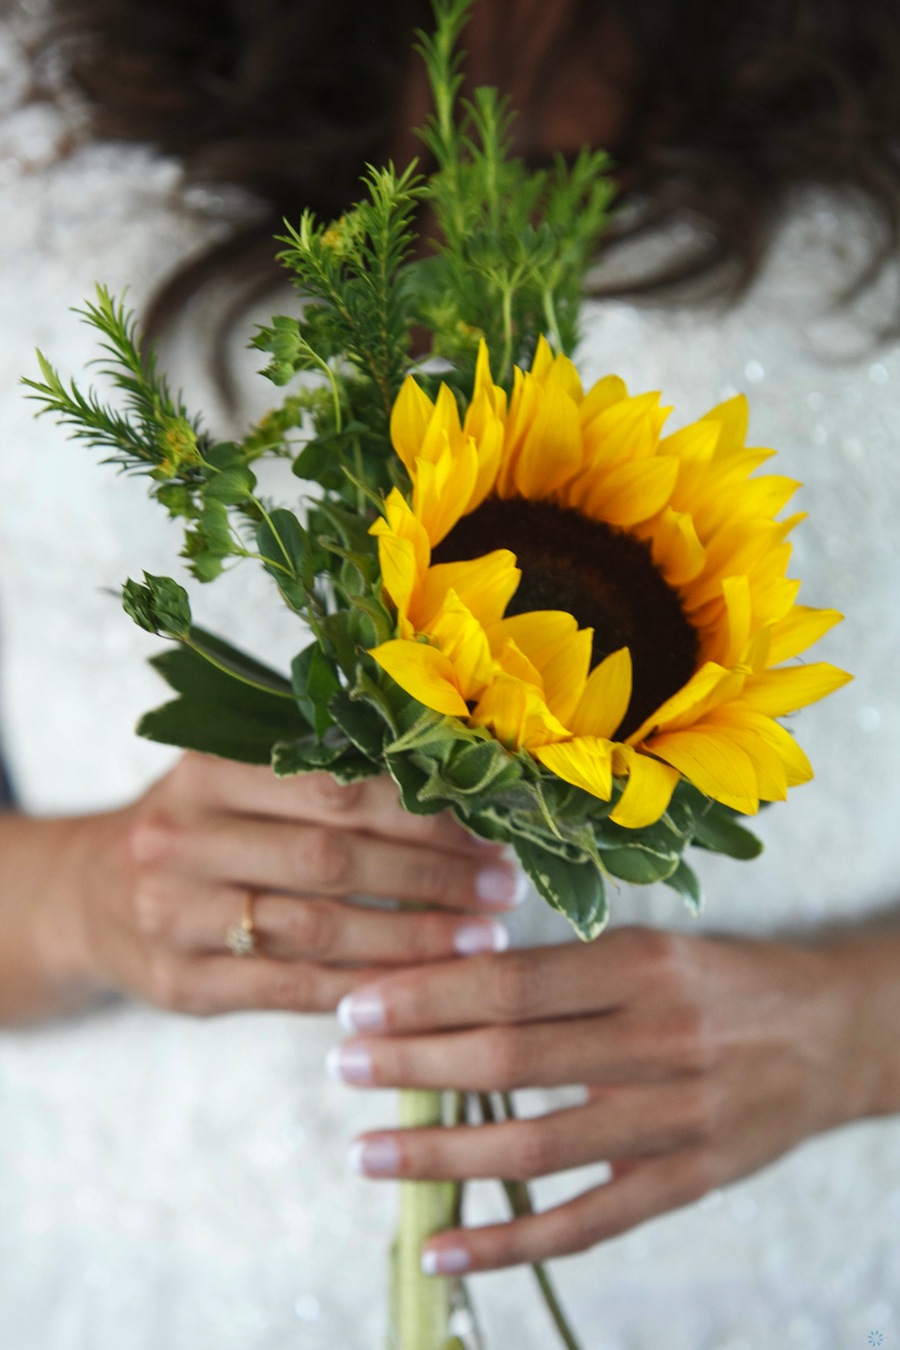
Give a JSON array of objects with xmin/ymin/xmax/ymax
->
[{"xmin": 39, "ymin": 0, "xmax": 900, "ymax": 388}]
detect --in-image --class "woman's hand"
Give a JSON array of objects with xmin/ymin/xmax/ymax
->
[
  {"xmin": 331, "ymin": 925, "xmax": 876, "ymax": 1273},
  {"xmin": 11, "ymin": 752, "xmax": 524, "ymax": 1021}
]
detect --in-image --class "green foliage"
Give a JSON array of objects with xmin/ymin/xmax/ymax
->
[
  {"xmin": 27, "ymin": 0, "xmax": 764, "ymax": 946},
  {"xmin": 23, "ymin": 287, "xmax": 210, "ymax": 478},
  {"xmin": 410, "ymin": 0, "xmax": 615, "ymax": 381},
  {"xmin": 123, "ymin": 573, "xmax": 192, "ymax": 639},
  {"xmin": 138, "ymin": 636, "xmax": 308, "ymax": 764},
  {"xmin": 256, "ymin": 160, "xmax": 425, "ymax": 429}
]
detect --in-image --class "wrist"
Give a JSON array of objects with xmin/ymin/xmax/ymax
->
[
  {"xmin": 813, "ymin": 931, "xmax": 900, "ymax": 1122},
  {"xmin": 30, "ymin": 811, "xmax": 123, "ymax": 1004}
]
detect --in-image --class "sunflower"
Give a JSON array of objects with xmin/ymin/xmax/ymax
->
[{"xmin": 367, "ymin": 338, "xmax": 850, "ymax": 829}]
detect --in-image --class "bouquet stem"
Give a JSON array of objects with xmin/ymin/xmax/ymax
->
[{"xmin": 395, "ymin": 1088, "xmax": 459, "ymax": 1350}]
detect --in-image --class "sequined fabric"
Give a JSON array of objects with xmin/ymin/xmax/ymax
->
[{"xmin": 0, "ymin": 14, "xmax": 898, "ymax": 1348}]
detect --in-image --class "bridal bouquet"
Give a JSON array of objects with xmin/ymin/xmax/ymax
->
[{"xmin": 25, "ymin": 1, "xmax": 850, "ymax": 1344}]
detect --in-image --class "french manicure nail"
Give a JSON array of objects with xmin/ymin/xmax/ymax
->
[
  {"xmin": 453, "ymin": 920, "xmax": 509, "ymax": 956},
  {"xmin": 325, "ymin": 1044, "xmax": 373, "ymax": 1085},
  {"xmin": 337, "ymin": 990, "xmax": 386, "ymax": 1033},
  {"xmin": 348, "ymin": 1137, "xmax": 401, "ymax": 1176},
  {"xmin": 421, "ymin": 1246, "xmax": 471, "ymax": 1276},
  {"xmin": 475, "ymin": 863, "xmax": 529, "ymax": 909}
]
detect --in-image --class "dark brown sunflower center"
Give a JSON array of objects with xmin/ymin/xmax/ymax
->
[{"xmin": 433, "ymin": 499, "xmax": 699, "ymax": 739}]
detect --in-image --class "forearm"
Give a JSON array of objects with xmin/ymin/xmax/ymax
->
[
  {"xmin": 819, "ymin": 925, "xmax": 900, "ymax": 1120},
  {"xmin": 0, "ymin": 813, "xmax": 110, "ymax": 1023}
]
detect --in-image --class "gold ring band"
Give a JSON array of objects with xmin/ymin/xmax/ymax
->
[{"xmin": 225, "ymin": 890, "xmax": 258, "ymax": 957}]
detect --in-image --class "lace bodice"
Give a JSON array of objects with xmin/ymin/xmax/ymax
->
[{"xmin": 1, "ymin": 17, "xmax": 899, "ymax": 1347}]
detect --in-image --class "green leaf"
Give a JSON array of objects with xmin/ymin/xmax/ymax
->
[
  {"xmin": 271, "ymin": 730, "xmax": 380, "ymax": 782},
  {"xmin": 601, "ymin": 845, "xmax": 680, "ymax": 886},
  {"xmin": 329, "ymin": 686, "xmax": 387, "ymax": 759},
  {"xmin": 204, "ymin": 465, "xmax": 256, "ymax": 504},
  {"xmin": 692, "ymin": 806, "xmax": 763, "ymax": 860},
  {"xmin": 292, "ymin": 643, "xmax": 342, "ymax": 740},
  {"xmin": 513, "ymin": 838, "xmax": 607, "ymax": 940},
  {"xmin": 442, "ymin": 738, "xmax": 522, "ymax": 796},
  {"xmin": 385, "ymin": 753, "xmax": 448, "ymax": 816},
  {"xmin": 123, "ymin": 572, "xmax": 191, "ymax": 639},
  {"xmin": 185, "ymin": 625, "xmax": 296, "ymax": 696},
  {"xmin": 256, "ymin": 507, "xmax": 309, "ymax": 608},
  {"xmin": 665, "ymin": 859, "xmax": 703, "ymax": 914},
  {"xmin": 138, "ymin": 640, "xmax": 307, "ymax": 763},
  {"xmin": 182, "ymin": 499, "xmax": 234, "ymax": 581}
]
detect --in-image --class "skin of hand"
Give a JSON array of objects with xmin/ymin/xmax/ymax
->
[
  {"xmin": 0, "ymin": 753, "xmax": 525, "ymax": 1024},
  {"xmin": 330, "ymin": 923, "xmax": 900, "ymax": 1274}
]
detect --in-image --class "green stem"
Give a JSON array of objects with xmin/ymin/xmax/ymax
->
[
  {"xmin": 395, "ymin": 1090, "xmax": 458, "ymax": 1350},
  {"xmin": 499, "ymin": 285, "xmax": 514, "ymax": 386},
  {"xmin": 478, "ymin": 1093, "xmax": 584, "ymax": 1350},
  {"xmin": 181, "ymin": 638, "xmax": 297, "ymax": 701},
  {"xmin": 541, "ymin": 287, "xmax": 563, "ymax": 355}
]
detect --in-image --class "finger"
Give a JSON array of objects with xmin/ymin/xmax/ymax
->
[
  {"xmin": 141, "ymin": 949, "xmax": 386, "ymax": 1016},
  {"xmin": 175, "ymin": 757, "xmax": 502, "ymax": 856},
  {"xmin": 337, "ymin": 928, "xmax": 675, "ymax": 1034},
  {"xmin": 349, "ymin": 1084, "xmax": 717, "ymax": 1181},
  {"xmin": 131, "ymin": 816, "xmax": 526, "ymax": 911},
  {"xmin": 134, "ymin": 877, "xmax": 510, "ymax": 964},
  {"xmin": 419, "ymin": 1146, "xmax": 717, "ymax": 1274},
  {"xmin": 327, "ymin": 1012, "xmax": 712, "ymax": 1089}
]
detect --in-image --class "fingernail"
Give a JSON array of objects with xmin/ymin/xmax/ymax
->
[
  {"xmin": 421, "ymin": 1246, "xmax": 471, "ymax": 1276},
  {"xmin": 348, "ymin": 1136, "xmax": 401, "ymax": 1176},
  {"xmin": 337, "ymin": 990, "xmax": 386, "ymax": 1033},
  {"xmin": 453, "ymin": 920, "xmax": 509, "ymax": 956},
  {"xmin": 325, "ymin": 1044, "xmax": 373, "ymax": 1085},
  {"xmin": 475, "ymin": 863, "xmax": 529, "ymax": 909}
]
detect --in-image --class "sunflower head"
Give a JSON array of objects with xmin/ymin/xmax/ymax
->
[{"xmin": 368, "ymin": 337, "xmax": 850, "ymax": 834}]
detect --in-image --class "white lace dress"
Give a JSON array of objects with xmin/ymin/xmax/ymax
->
[{"xmin": 1, "ymin": 20, "xmax": 899, "ymax": 1350}]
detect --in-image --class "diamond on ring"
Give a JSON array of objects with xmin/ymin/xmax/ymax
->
[
  {"xmin": 226, "ymin": 891, "xmax": 258, "ymax": 957},
  {"xmin": 225, "ymin": 922, "xmax": 256, "ymax": 957}
]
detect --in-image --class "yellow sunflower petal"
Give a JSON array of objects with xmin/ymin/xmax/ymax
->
[
  {"xmin": 421, "ymin": 550, "xmax": 521, "ymax": 629},
  {"xmin": 390, "ymin": 376, "xmax": 435, "ymax": 477},
  {"xmin": 608, "ymin": 745, "xmax": 680, "ymax": 828},
  {"xmin": 636, "ymin": 506, "xmax": 706, "ymax": 587},
  {"xmin": 368, "ymin": 639, "xmax": 469, "ymax": 716},
  {"xmin": 488, "ymin": 610, "xmax": 579, "ymax": 666},
  {"xmin": 420, "ymin": 382, "xmax": 464, "ymax": 464},
  {"xmin": 540, "ymin": 626, "xmax": 595, "ymax": 725},
  {"xmin": 497, "ymin": 366, "xmax": 538, "ymax": 497},
  {"xmin": 738, "ymin": 662, "xmax": 853, "ymax": 716},
  {"xmin": 463, "ymin": 393, "xmax": 505, "ymax": 510},
  {"xmin": 707, "ymin": 706, "xmax": 813, "ymax": 788},
  {"xmin": 701, "ymin": 393, "xmax": 749, "ymax": 453},
  {"xmin": 580, "ymin": 374, "xmax": 628, "ymax": 426},
  {"xmin": 426, "ymin": 589, "xmax": 494, "ymax": 702},
  {"xmin": 766, "ymin": 606, "xmax": 843, "ymax": 666},
  {"xmin": 493, "ymin": 637, "xmax": 544, "ymax": 689},
  {"xmin": 472, "ymin": 674, "xmax": 570, "ymax": 751},
  {"xmin": 535, "ymin": 736, "xmax": 614, "ymax": 802},
  {"xmin": 373, "ymin": 530, "xmax": 419, "ymax": 634},
  {"xmin": 579, "ymin": 390, "xmax": 669, "ymax": 471},
  {"xmin": 488, "ymin": 610, "xmax": 593, "ymax": 722},
  {"xmin": 413, "ymin": 434, "xmax": 479, "ymax": 545},
  {"xmin": 571, "ymin": 647, "xmax": 633, "ymax": 740},
  {"xmin": 513, "ymin": 378, "xmax": 584, "ymax": 499},
  {"xmin": 648, "ymin": 726, "xmax": 760, "ymax": 815},
  {"xmin": 628, "ymin": 662, "xmax": 744, "ymax": 743},
  {"xmin": 472, "ymin": 339, "xmax": 507, "ymax": 417},
  {"xmin": 573, "ymin": 455, "xmax": 678, "ymax": 528},
  {"xmin": 530, "ymin": 335, "xmax": 556, "ymax": 383},
  {"xmin": 371, "ymin": 487, "xmax": 431, "ymax": 575},
  {"xmin": 719, "ymin": 574, "xmax": 753, "ymax": 668}
]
